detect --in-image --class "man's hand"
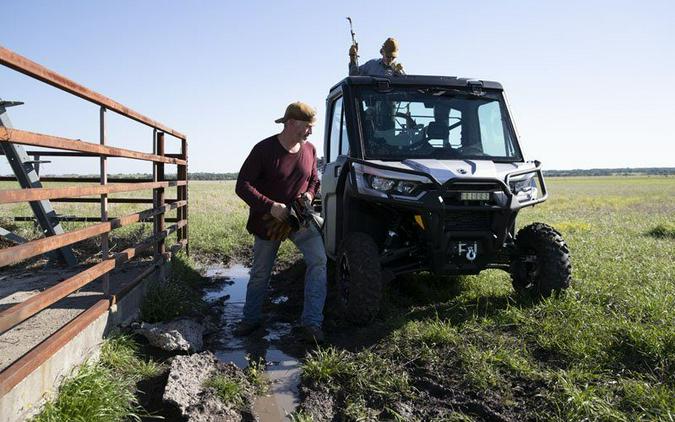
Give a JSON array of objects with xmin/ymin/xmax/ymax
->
[
  {"xmin": 270, "ymin": 202, "xmax": 289, "ymax": 222},
  {"xmin": 263, "ymin": 214, "xmax": 291, "ymax": 241},
  {"xmin": 349, "ymin": 44, "xmax": 358, "ymax": 61},
  {"xmin": 299, "ymin": 191, "xmax": 313, "ymax": 203}
]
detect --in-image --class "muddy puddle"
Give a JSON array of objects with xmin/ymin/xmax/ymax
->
[{"xmin": 203, "ymin": 264, "xmax": 300, "ymax": 421}]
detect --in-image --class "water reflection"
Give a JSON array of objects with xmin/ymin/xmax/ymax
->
[{"xmin": 203, "ymin": 264, "xmax": 300, "ymax": 420}]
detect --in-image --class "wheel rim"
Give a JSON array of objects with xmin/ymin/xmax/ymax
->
[{"xmin": 339, "ymin": 255, "xmax": 351, "ymax": 307}]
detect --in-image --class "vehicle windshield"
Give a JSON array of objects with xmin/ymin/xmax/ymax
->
[{"xmin": 357, "ymin": 87, "xmax": 522, "ymax": 161}]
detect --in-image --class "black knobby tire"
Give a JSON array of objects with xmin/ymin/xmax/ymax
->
[
  {"xmin": 336, "ymin": 232, "xmax": 383, "ymax": 325},
  {"xmin": 510, "ymin": 223, "xmax": 572, "ymax": 297}
]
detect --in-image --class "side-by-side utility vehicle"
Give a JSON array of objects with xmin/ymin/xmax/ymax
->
[{"xmin": 318, "ymin": 75, "xmax": 572, "ymax": 324}]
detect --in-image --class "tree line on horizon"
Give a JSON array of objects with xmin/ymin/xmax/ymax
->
[{"xmin": 4, "ymin": 167, "xmax": 672, "ymax": 181}]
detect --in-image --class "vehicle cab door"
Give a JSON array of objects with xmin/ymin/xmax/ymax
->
[{"xmin": 322, "ymin": 95, "xmax": 350, "ymax": 258}]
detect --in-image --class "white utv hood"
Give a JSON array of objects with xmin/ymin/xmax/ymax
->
[{"xmin": 364, "ymin": 159, "xmax": 537, "ymax": 185}]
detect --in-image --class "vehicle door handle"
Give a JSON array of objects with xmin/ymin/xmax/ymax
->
[{"xmin": 334, "ymin": 165, "xmax": 341, "ymax": 177}]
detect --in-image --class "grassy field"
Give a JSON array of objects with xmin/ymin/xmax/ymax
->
[
  {"xmin": 299, "ymin": 176, "xmax": 675, "ymax": 421},
  {"xmin": 0, "ymin": 179, "xmax": 298, "ymax": 265},
  {"xmin": 2, "ymin": 176, "xmax": 674, "ymax": 420}
]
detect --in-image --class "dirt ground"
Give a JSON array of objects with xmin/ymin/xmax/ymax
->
[
  {"xmin": 2, "ymin": 252, "xmax": 551, "ymax": 421},
  {"xmin": 256, "ymin": 258, "xmax": 551, "ymax": 421}
]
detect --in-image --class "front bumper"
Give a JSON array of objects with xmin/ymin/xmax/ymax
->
[{"xmin": 348, "ymin": 160, "xmax": 548, "ymax": 274}]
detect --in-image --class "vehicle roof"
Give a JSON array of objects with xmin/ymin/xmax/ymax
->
[{"xmin": 329, "ymin": 75, "xmax": 504, "ymax": 95}]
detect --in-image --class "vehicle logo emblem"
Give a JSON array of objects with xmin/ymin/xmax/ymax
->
[
  {"xmin": 457, "ymin": 168, "xmax": 467, "ymax": 174},
  {"xmin": 458, "ymin": 242, "xmax": 478, "ymax": 261}
]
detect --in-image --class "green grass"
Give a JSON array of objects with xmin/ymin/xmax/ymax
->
[
  {"xmin": 32, "ymin": 334, "xmax": 161, "ymax": 422},
  {"xmin": 6, "ymin": 177, "xmax": 675, "ymax": 420},
  {"xmin": 302, "ymin": 346, "xmax": 411, "ymax": 414},
  {"xmin": 100, "ymin": 334, "xmax": 163, "ymax": 380},
  {"xmin": 204, "ymin": 374, "xmax": 247, "ymax": 409},
  {"xmin": 185, "ymin": 180, "xmax": 300, "ymax": 263},
  {"xmin": 245, "ymin": 356, "xmax": 269, "ymax": 394},
  {"xmin": 288, "ymin": 410, "xmax": 315, "ymax": 422},
  {"xmin": 303, "ymin": 176, "xmax": 675, "ymax": 420},
  {"xmin": 0, "ymin": 180, "xmax": 299, "ymax": 265},
  {"xmin": 140, "ymin": 252, "xmax": 206, "ymax": 322},
  {"xmin": 302, "ymin": 347, "xmax": 354, "ymax": 384},
  {"xmin": 32, "ymin": 364, "xmax": 142, "ymax": 422},
  {"xmin": 648, "ymin": 222, "xmax": 675, "ymax": 239}
]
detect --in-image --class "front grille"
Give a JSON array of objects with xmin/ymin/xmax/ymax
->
[
  {"xmin": 444, "ymin": 211, "xmax": 491, "ymax": 231},
  {"xmin": 442, "ymin": 182, "xmax": 503, "ymax": 192},
  {"xmin": 441, "ymin": 192, "xmax": 495, "ymax": 207}
]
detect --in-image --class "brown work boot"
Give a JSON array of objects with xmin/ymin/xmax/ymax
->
[{"xmin": 233, "ymin": 320, "xmax": 261, "ymax": 337}]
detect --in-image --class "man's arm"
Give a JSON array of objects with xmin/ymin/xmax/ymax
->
[
  {"xmin": 348, "ymin": 44, "xmax": 360, "ymax": 76},
  {"xmin": 235, "ymin": 145, "xmax": 275, "ymax": 213},
  {"xmin": 393, "ymin": 62, "xmax": 406, "ymax": 75},
  {"xmin": 349, "ymin": 61, "xmax": 361, "ymax": 76}
]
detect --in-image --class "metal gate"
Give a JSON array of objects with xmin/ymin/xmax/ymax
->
[{"xmin": 0, "ymin": 45, "xmax": 189, "ymax": 397}]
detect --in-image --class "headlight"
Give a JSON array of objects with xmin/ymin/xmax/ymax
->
[
  {"xmin": 353, "ymin": 163, "xmax": 432, "ymax": 199},
  {"xmin": 509, "ymin": 175, "xmax": 538, "ymax": 203},
  {"xmin": 369, "ymin": 175, "xmax": 421, "ymax": 195},
  {"xmin": 370, "ymin": 176, "xmax": 397, "ymax": 192}
]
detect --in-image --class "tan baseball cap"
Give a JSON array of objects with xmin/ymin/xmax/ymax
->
[
  {"xmin": 381, "ymin": 37, "xmax": 399, "ymax": 57},
  {"xmin": 275, "ymin": 101, "xmax": 317, "ymax": 124}
]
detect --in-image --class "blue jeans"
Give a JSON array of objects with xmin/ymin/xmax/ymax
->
[{"xmin": 242, "ymin": 225, "xmax": 327, "ymax": 327}]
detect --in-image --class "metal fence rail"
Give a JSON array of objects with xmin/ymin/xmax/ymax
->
[{"xmin": 0, "ymin": 45, "xmax": 189, "ymax": 396}]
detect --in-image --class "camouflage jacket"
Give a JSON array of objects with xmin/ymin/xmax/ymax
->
[{"xmin": 349, "ymin": 58, "xmax": 405, "ymax": 77}]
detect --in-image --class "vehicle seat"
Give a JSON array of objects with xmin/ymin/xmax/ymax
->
[{"xmin": 426, "ymin": 121, "xmax": 449, "ymax": 140}]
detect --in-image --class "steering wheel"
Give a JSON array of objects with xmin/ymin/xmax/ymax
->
[
  {"xmin": 395, "ymin": 112, "xmax": 420, "ymax": 131},
  {"xmin": 406, "ymin": 126, "xmax": 434, "ymax": 151}
]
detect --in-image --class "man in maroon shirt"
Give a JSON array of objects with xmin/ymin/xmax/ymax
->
[{"xmin": 234, "ymin": 102, "xmax": 326, "ymax": 342}]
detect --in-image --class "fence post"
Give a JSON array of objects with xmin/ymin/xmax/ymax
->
[
  {"xmin": 99, "ymin": 106, "xmax": 109, "ymax": 296},
  {"xmin": 153, "ymin": 131, "xmax": 166, "ymax": 280},
  {"xmin": 178, "ymin": 137, "xmax": 188, "ymax": 255}
]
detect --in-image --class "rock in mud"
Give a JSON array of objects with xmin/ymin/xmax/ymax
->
[
  {"xmin": 136, "ymin": 318, "xmax": 204, "ymax": 352},
  {"xmin": 298, "ymin": 386, "xmax": 335, "ymax": 421},
  {"xmin": 164, "ymin": 352, "xmax": 218, "ymax": 415},
  {"xmin": 163, "ymin": 351, "xmax": 252, "ymax": 422},
  {"xmin": 184, "ymin": 389, "xmax": 241, "ymax": 422}
]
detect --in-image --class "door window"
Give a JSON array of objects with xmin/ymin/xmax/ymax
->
[
  {"xmin": 478, "ymin": 102, "xmax": 510, "ymax": 156},
  {"xmin": 328, "ymin": 97, "xmax": 343, "ymax": 162},
  {"xmin": 339, "ymin": 105, "xmax": 350, "ymax": 156}
]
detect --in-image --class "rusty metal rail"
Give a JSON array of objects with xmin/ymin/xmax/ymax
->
[
  {"xmin": 0, "ymin": 299, "xmax": 111, "ymax": 397},
  {"xmin": 0, "ymin": 200, "xmax": 186, "ymax": 267},
  {"xmin": 0, "ymin": 46, "xmax": 185, "ymax": 139},
  {"xmin": 0, "ymin": 220, "xmax": 186, "ymax": 335},
  {"xmin": 0, "ymin": 180, "xmax": 186, "ymax": 203},
  {"xmin": 0, "ymin": 128, "xmax": 186, "ymax": 165},
  {"xmin": 0, "ymin": 176, "xmax": 160, "ymax": 183},
  {"xmin": 0, "ymin": 45, "xmax": 189, "ymax": 395}
]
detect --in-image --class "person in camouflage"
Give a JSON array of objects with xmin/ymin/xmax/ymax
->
[{"xmin": 349, "ymin": 37, "xmax": 405, "ymax": 77}]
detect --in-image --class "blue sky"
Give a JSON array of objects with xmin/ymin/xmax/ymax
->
[{"xmin": 1, "ymin": 0, "xmax": 673, "ymax": 174}]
